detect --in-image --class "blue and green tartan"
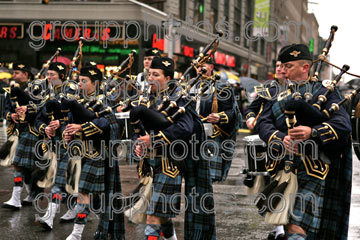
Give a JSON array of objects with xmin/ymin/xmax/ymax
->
[
  {"xmin": 208, "ymin": 134, "xmax": 236, "ymax": 182},
  {"xmin": 54, "ymin": 146, "xmax": 68, "ymax": 188},
  {"xmin": 78, "ymin": 155, "xmax": 105, "ymax": 194},
  {"xmin": 146, "ymin": 157, "xmax": 182, "ymax": 218},
  {"xmin": 13, "ymin": 124, "xmax": 39, "ymax": 168},
  {"xmin": 95, "ymin": 114, "xmax": 125, "ymax": 240},
  {"xmin": 316, "ymin": 144, "xmax": 352, "ymax": 240},
  {"xmin": 184, "ymin": 107, "xmax": 216, "ymax": 240},
  {"xmin": 289, "ymin": 157, "xmax": 325, "ymax": 234}
]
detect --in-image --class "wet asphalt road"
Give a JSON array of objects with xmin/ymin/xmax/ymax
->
[{"xmin": 0, "ymin": 123, "xmax": 360, "ymax": 240}]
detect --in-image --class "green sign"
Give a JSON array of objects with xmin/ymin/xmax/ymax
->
[
  {"xmin": 309, "ymin": 38, "xmax": 314, "ymax": 53},
  {"xmin": 253, "ymin": 0, "xmax": 270, "ymax": 37},
  {"xmin": 46, "ymin": 45, "xmax": 138, "ymax": 55}
]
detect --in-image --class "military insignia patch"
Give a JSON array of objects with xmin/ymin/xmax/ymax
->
[
  {"xmin": 90, "ymin": 61, "xmax": 97, "ymax": 66},
  {"xmin": 57, "ymin": 65, "xmax": 64, "ymax": 70},
  {"xmin": 290, "ymin": 51, "xmax": 301, "ymax": 57},
  {"xmin": 152, "ymin": 49, "xmax": 159, "ymax": 54},
  {"xmin": 162, "ymin": 61, "xmax": 171, "ymax": 67},
  {"xmin": 89, "ymin": 70, "xmax": 97, "ymax": 76},
  {"xmin": 3, "ymin": 87, "xmax": 10, "ymax": 94},
  {"xmin": 18, "ymin": 64, "xmax": 25, "ymax": 69}
]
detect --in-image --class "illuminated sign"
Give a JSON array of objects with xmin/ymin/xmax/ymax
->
[
  {"xmin": 182, "ymin": 45, "xmax": 194, "ymax": 58},
  {"xmin": 226, "ymin": 55, "xmax": 236, "ymax": 67},
  {"xmin": 31, "ymin": 23, "xmax": 124, "ymax": 41},
  {"xmin": 215, "ymin": 52, "xmax": 226, "ymax": 65},
  {"xmin": 215, "ymin": 51, "xmax": 236, "ymax": 67},
  {"xmin": 46, "ymin": 45, "xmax": 138, "ymax": 55},
  {"xmin": 0, "ymin": 23, "xmax": 24, "ymax": 40},
  {"xmin": 152, "ymin": 33, "xmax": 164, "ymax": 51}
]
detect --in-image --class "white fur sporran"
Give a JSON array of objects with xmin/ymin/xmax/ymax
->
[{"xmin": 124, "ymin": 176, "xmax": 153, "ymax": 224}]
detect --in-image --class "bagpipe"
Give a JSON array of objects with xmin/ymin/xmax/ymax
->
[
  {"xmin": 129, "ymin": 31, "xmax": 223, "ymax": 140},
  {"xmin": 26, "ymin": 47, "xmax": 62, "ymax": 109},
  {"xmin": 26, "ymin": 39, "xmax": 85, "ymax": 192},
  {"xmin": 61, "ymin": 49, "xmax": 138, "ymax": 123},
  {"xmin": 0, "ymin": 74, "xmax": 47, "ymax": 166},
  {"xmin": 255, "ymin": 25, "xmax": 360, "ymax": 225},
  {"xmin": 60, "ymin": 45, "xmax": 139, "ymax": 194}
]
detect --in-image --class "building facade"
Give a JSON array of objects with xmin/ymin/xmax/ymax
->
[{"xmin": 0, "ymin": 0, "xmax": 323, "ymax": 80}]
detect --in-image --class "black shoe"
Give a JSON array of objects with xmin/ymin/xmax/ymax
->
[
  {"xmin": 21, "ymin": 200, "xmax": 33, "ymax": 206},
  {"xmin": 275, "ymin": 233, "xmax": 286, "ymax": 240},
  {"xmin": 2, "ymin": 203, "xmax": 21, "ymax": 210},
  {"xmin": 267, "ymin": 231, "xmax": 276, "ymax": 240},
  {"xmin": 34, "ymin": 219, "xmax": 52, "ymax": 231},
  {"xmin": 243, "ymin": 174, "xmax": 255, "ymax": 188}
]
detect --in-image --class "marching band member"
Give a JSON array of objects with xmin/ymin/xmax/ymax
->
[
  {"xmin": 64, "ymin": 65, "xmax": 125, "ymax": 240},
  {"xmin": 2, "ymin": 63, "xmax": 42, "ymax": 209},
  {"xmin": 133, "ymin": 57, "xmax": 216, "ymax": 239},
  {"xmin": 34, "ymin": 62, "xmax": 78, "ymax": 230},
  {"xmin": 258, "ymin": 44, "xmax": 352, "ymax": 240},
  {"xmin": 136, "ymin": 48, "xmax": 161, "ymax": 92},
  {"xmin": 196, "ymin": 60, "xmax": 240, "ymax": 182}
]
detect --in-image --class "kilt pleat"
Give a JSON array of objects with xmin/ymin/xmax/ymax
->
[
  {"xmin": 78, "ymin": 156, "xmax": 105, "ymax": 194},
  {"xmin": 146, "ymin": 157, "xmax": 182, "ymax": 218},
  {"xmin": 54, "ymin": 147, "xmax": 68, "ymax": 188},
  {"xmin": 289, "ymin": 169, "xmax": 325, "ymax": 234},
  {"xmin": 13, "ymin": 125, "xmax": 39, "ymax": 168}
]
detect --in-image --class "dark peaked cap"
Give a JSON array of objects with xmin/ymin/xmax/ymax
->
[
  {"xmin": 48, "ymin": 62, "xmax": 67, "ymax": 79},
  {"xmin": 278, "ymin": 44, "xmax": 312, "ymax": 63},
  {"xmin": 150, "ymin": 57, "xmax": 174, "ymax": 78},
  {"xmin": 145, "ymin": 48, "xmax": 161, "ymax": 57},
  {"xmin": 80, "ymin": 66, "xmax": 103, "ymax": 82}
]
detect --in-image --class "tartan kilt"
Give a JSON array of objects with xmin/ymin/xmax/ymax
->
[
  {"xmin": 207, "ymin": 135, "xmax": 234, "ymax": 182},
  {"xmin": 13, "ymin": 124, "xmax": 39, "ymax": 169},
  {"xmin": 289, "ymin": 168, "xmax": 325, "ymax": 234},
  {"xmin": 54, "ymin": 147, "xmax": 68, "ymax": 188},
  {"xmin": 78, "ymin": 155, "xmax": 105, "ymax": 194},
  {"xmin": 146, "ymin": 157, "xmax": 182, "ymax": 218}
]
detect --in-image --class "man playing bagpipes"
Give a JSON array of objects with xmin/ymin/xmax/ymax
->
[
  {"xmin": 257, "ymin": 44, "xmax": 352, "ymax": 240},
  {"xmin": 2, "ymin": 63, "xmax": 43, "ymax": 209},
  {"xmin": 33, "ymin": 62, "xmax": 80, "ymax": 230},
  {"xmin": 196, "ymin": 60, "xmax": 240, "ymax": 182},
  {"xmin": 136, "ymin": 48, "xmax": 162, "ymax": 92},
  {"xmin": 133, "ymin": 57, "xmax": 215, "ymax": 239},
  {"xmin": 63, "ymin": 65, "xmax": 125, "ymax": 240}
]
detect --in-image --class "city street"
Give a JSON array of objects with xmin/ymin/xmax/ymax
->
[{"xmin": 1, "ymin": 125, "xmax": 359, "ymax": 239}]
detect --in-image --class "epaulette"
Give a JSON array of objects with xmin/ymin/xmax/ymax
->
[
  {"xmin": 254, "ymin": 85, "xmax": 272, "ymax": 100},
  {"xmin": 218, "ymin": 85, "xmax": 230, "ymax": 95},
  {"xmin": 3, "ymin": 87, "xmax": 10, "ymax": 94}
]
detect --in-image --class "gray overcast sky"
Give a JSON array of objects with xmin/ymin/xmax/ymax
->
[{"xmin": 309, "ymin": 0, "xmax": 360, "ymax": 81}]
